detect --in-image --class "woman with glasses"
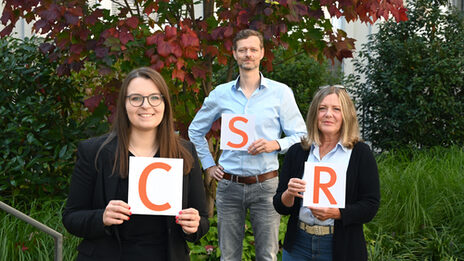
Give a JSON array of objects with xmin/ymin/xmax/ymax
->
[
  {"xmin": 273, "ymin": 85, "xmax": 380, "ymax": 261},
  {"xmin": 62, "ymin": 67, "xmax": 209, "ymax": 260}
]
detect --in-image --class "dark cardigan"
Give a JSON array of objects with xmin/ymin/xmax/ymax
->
[
  {"xmin": 62, "ymin": 134, "xmax": 209, "ymax": 261},
  {"xmin": 273, "ymin": 142, "xmax": 380, "ymax": 261}
]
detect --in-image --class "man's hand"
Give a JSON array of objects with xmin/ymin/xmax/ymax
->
[
  {"xmin": 206, "ymin": 165, "xmax": 224, "ymax": 181},
  {"xmin": 248, "ymin": 139, "xmax": 280, "ymax": 155}
]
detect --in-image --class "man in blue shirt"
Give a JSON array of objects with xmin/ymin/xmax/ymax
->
[{"xmin": 188, "ymin": 29, "xmax": 306, "ymax": 261}]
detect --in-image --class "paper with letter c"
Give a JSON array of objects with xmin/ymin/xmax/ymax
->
[
  {"xmin": 128, "ymin": 157, "xmax": 183, "ymax": 216},
  {"xmin": 302, "ymin": 162, "xmax": 347, "ymax": 208},
  {"xmin": 220, "ymin": 113, "xmax": 255, "ymax": 151}
]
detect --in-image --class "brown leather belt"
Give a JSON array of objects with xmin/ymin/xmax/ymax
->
[
  {"xmin": 299, "ymin": 221, "xmax": 334, "ymax": 236},
  {"xmin": 222, "ymin": 170, "xmax": 278, "ymax": 184}
]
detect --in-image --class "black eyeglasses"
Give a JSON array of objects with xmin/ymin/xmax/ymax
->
[
  {"xmin": 319, "ymin": 84, "xmax": 346, "ymax": 90},
  {"xmin": 126, "ymin": 94, "xmax": 164, "ymax": 107}
]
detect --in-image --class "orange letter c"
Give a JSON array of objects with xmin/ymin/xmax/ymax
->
[{"xmin": 139, "ymin": 162, "xmax": 172, "ymax": 211}]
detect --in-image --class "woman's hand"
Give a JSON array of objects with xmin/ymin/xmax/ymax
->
[
  {"xmin": 103, "ymin": 200, "xmax": 131, "ymax": 226},
  {"xmin": 308, "ymin": 206, "xmax": 341, "ymax": 221},
  {"xmin": 176, "ymin": 208, "xmax": 201, "ymax": 234},
  {"xmin": 281, "ymin": 178, "xmax": 306, "ymax": 207},
  {"xmin": 285, "ymin": 178, "xmax": 306, "ymax": 198}
]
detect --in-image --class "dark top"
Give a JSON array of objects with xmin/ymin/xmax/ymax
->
[
  {"xmin": 273, "ymin": 142, "xmax": 380, "ymax": 261},
  {"xmin": 62, "ymin": 134, "xmax": 209, "ymax": 261},
  {"xmin": 117, "ymin": 152, "xmax": 168, "ymax": 260}
]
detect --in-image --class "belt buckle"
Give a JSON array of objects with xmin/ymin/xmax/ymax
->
[{"xmin": 232, "ymin": 174, "xmax": 239, "ymax": 183}]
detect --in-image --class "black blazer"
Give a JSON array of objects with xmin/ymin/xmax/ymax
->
[
  {"xmin": 62, "ymin": 134, "xmax": 209, "ymax": 261},
  {"xmin": 273, "ymin": 142, "xmax": 380, "ymax": 261}
]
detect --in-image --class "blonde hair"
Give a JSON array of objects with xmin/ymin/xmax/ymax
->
[{"xmin": 302, "ymin": 86, "xmax": 361, "ymax": 150}]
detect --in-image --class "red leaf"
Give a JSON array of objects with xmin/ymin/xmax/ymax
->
[
  {"xmin": 70, "ymin": 44, "xmax": 83, "ymax": 54},
  {"xmin": 157, "ymin": 40, "xmax": 171, "ymax": 57},
  {"xmin": 181, "ymin": 33, "xmax": 200, "ymax": 48},
  {"xmin": 171, "ymin": 42, "xmax": 183, "ymax": 57},
  {"xmin": 39, "ymin": 4, "xmax": 59, "ymax": 22},
  {"xmin": 144, "ymin": 2, "xmax": 159, "ymax": 15},
  {"xmin": 125, "ymin": 17, "xmax": 139, "ymax": 29},
  {"xmin": 237, "ymin": 11, "xmax": 249, "ymax": 25},
  {"xmin": 185, "ymin": 73, "xmax": 196, "ymax": 86},
  {"xmin": 398, "ymin": 7, "xmax": 408, "ymax": 22},
  {"xmin": 1, "ymin": 7, "xmax": 13, "ymax": 25},
  {"xmin": 192, "ymin": 65, "xmax": 207, "ymax": 80},
  {"xmin": 224, "ymin": 38, "xmax": 233, "ymax": 52},
  {"xmin": 0, "ymin": 24, "xmax": 14, "ymax": 37},
  {"xmin": 328, "ymin": 5, "xmax": 343, "ymax": 18},
  {"xmin": 224, "ymin": 25, "xmax": 233, "ymax": 37},
  {"xmin": 78, "ymin": 29, "xmax": 89, "ymax": 41},
  {"xmin": 84, "ymin": 95, "xmax": 103, "ymax": 112},
  {"xmin": 211, "ymin": 27, "xmax": 223, "ymax": 40},
  {"xmin": 145, "ymin": 48, "xmax": 155, "ymax": 57},
  {"xmin": 84, "ymin": 9, "xmax": 103, "ymax": 25},
  {"xmin": 150, "ymin": 54, "xmax": 160, "ymax": 64},
  {"xmin": 184, "ymin": 47, "xmax": 199, "ymax": 59},
  {"xmin": 150, "ymin": 59, "xmax": 164, "ymax": 71},
  {"xmin": 206, "ymin": 45, "xmax": 219, "ymax": 56},
  {"xmin": 172, "ymin": 68, "xmax": 186, "ymax": 82},
  {"xmin": 146, "ymin": 34, "xmax": 159, "ymax": 45},
  {"xmin": 217, "ymin": 53, "xmax": 228, "ymax": 65},
  {"xmin": 67, "ymin": 7, "xmax": 83, "ymax": 17},
  {"xmin": 320, "ymin": 0, "xmax": 333, "ymax": 5},
  {"xmin": 165, "ymin": 25, "xmax": 177, "ymax": 39},
  {"xmin": 165, "ymin": 55, "xmax": 177, "ymax": 66},
  {"xmin": 176, "ymin": 58, "xmax": 185, "ymax": 70},
  {"xmin": 119, "ymin": 30, "xmax": 133, "ymax": 45}
]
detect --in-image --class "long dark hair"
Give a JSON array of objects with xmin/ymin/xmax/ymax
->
[{"xmin": 97, "ymin": 67, "xmax": 193, "ymax": 178}]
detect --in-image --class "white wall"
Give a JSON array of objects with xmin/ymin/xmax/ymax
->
[{"xmin": 0, "ymin": 3, "xmax": 34, "ymax": 39}]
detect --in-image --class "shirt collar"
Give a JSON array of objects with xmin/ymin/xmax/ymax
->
[
  {"xmin": 312, "ymin": 141, "xmax": 349, "ymax": 153},
  {"xmin": 232, "ymin": 72, "xmax": 267, "ymax": 91}
]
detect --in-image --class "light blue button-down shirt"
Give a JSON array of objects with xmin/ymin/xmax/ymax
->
[
  {"xmin": 188, "ymin": 74, "xmax": 307, "ymax": 176},
  {"xmin": 299, "ymin": 142, "xmax": 352, "ymax": 225}
]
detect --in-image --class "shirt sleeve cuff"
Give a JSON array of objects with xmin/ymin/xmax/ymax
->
[{"xmin": 200, "ymin": 157, "xmax": 216, "ymax": 170}]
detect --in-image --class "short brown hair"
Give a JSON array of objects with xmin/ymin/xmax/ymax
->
[
  {"xmin": 232, "ymin": 29, "xmax": 264, "ymax": 50},
  {"xmin": 302, "ymin": 86, "xmax": 361, "ymax": 150}
]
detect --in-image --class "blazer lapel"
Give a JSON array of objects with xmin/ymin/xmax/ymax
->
[{"xmin": 101, "ymin": 138, "xmax": 120, "ymax": 203}]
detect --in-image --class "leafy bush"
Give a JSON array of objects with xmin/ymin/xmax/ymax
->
[
  {"xmin": 365, "ymin": 146, "xmax": 464, "ymax": 260},
  {"xmin": 265, "ymin": 48, "xmax": 342, "ymax": 115},
  {"xmin": 347, "ymin": 0, "xmax": 464, "ymax": 151},
  {"xmin": 0, "ymin": 37, "xmax": 109, "ymax": 201}
]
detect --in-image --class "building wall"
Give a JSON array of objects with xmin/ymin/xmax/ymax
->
[{"xmin": 0, "ymin": 3, "xmax": 34, "ymax": 39}]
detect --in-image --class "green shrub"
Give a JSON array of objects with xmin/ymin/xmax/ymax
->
[
  {"xmin": 0, "ymin": 37, "xmax": 109, "ymax": 201},
  {"xmin": 0, "ymin": 199, "xmax": 79, "ymax": 260},
  {"xmin": 365, "ymin": 146, "xmax": 464, "ymax": 260},
  {"xmin": 265, "ymin": 48, "xmax": 342, "ymax": 115},
  {"xmin": 347, "ymin": 0, "xmax": 464, "ymax": 151}
]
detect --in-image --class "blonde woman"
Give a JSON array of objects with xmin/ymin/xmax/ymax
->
[{"xmin": 273, "ymin": 85, "xmax": 380, "ymax": 261}]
